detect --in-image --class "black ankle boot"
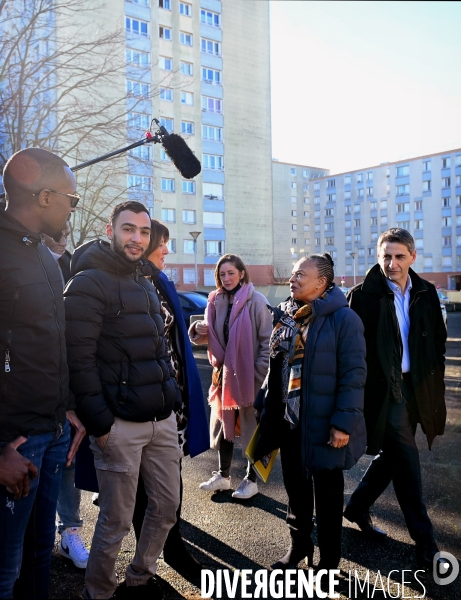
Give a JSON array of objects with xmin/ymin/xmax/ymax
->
[{"xmin": 271, "ymin": 538, "xmax": 314, "ymax": 570}]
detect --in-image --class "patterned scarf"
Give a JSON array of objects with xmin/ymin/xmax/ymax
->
[{"xmin": 269, "ymin": 290, "xmax": 328, "ymax": 427}]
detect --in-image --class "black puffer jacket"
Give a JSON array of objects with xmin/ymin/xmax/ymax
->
[
  {"xmin": 64, "ymin": 240, "xmax": 179, "ymax": 437},
  {"xmin": 0, "ymin": 209, "xmax": 71, "ymax": 442}
]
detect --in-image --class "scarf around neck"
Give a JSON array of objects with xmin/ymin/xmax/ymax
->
[
  {"xmin": 269, "ymin": 289, "xmax": 329, "ymax": 427},
  {"xmin": 207, "ymin": 283, "xmax": 255, "ymax": 441}
]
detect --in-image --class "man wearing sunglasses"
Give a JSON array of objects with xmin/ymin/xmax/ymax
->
[{"xmin": 0, "ymin": 147, "xmax": 85, "ymax": 599}]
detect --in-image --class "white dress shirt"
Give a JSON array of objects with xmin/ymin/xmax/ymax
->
[{"xmin": 386, "ymin": 275, "xmax": 412, "ymax": 373}]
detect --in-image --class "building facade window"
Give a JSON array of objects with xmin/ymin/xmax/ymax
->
[
  {"xmin": 128, "ymin": 112, "xmax": 150, "ymax": 129},
  {"xmin": 315, "ymin": 238, "xmax": 321, "ymax": 246},
  {"xmin": 442, "ymin": 177, "xmax": 451, "ymax": 188},
  {"xmin": 396, "ymin": 165, "xmax": 409, "ymax": 177},
  {"xmin": 344, "ymin": 191, "xmax": 351, "ymax": 200},
  {"xmin": 442, "ymin": 197, "xmax": 450, "ymax": 207},
  {"xmin": 344, "ymin": 175, "xmax": 351, "ymax": 185},
  {"xmin": 181, "ymin": 121, "xmax": 194, "ymax": 134},
  {"xmin": 205, "ymin": 240, "xmax": 224, "ymax": 256},
  {"xmin": 166, "ymin": 239, "xmax": 176, "ymax": 253},
  {"xmin": 291, "ymin": 182, "xmax": 297, "ymax": 189},
  {"xmin": 161, "ymin": 179, "xmax": 175, "ymax": 192},
  {"xmin": 179, "ymin": 2, "xmax": 192, "ymax": 16},
  {"xmin": 183, "ymin": 269, "xmax": 196, "ymax": 284},
  {"xmin": 291, "ymin": 210, "xmax": 297, "ymax": 217},
  {"xmin": 126, "ymin": 17, "xmax": 148, "ymax": 36},
  {"xmin": 291, "ymin": 196, "xmax": 297, "ymax": 203},
  {"xmin": 200, "ymin": 9, "xmax": 220, "ymax": 27},
  {"xmin": 422, "ymin": 180, "xmax": 431, "ymax": 192},
  {"xmin": 442, "ymin": 157, "xmax": 451, "ymax": 169},
  {"xmin": 396, "ymin": 184, "xmax": 410, "ymax": 195},
  {"xmin": 314, "ymin": 182, "xmax": 320, "ymax": 191},
  {"xmin": 180, "ymin": 61, "xmax": 193, "ymax": 75},
  {"xmin": 325, "ymin": 237, "xmax": 334, "ymax": 246},
  {"xmin": 202, "ymin": 96, "xmax": 222, "ymax": 113},
  {"xmin": 159, "ymin": 0, "xmax": 171, "ymax": 8},
  {"xmin": 325, "ymin": 222, "xmax": 334, "ymax": 231},
  {"xmin": 325, "ymin": 208, "xmax": 334, "ymax": 216},
  {"xmin": 442, "ymin": 217, "xmax": 452, "ymax": 227},
  {"xmin": 183, "ymin": 240, "xmax": 195, "ymax": 254},
  {"xmin": 415, "ymin": 219, "xmax": 423, "ymax": 230},
  {"xmin": 356, "ymin": 173, "xmax": 363, "ymax": 183},
  {"xmin": 201, "ymin": 38, "xmax": 221, "ymax": 55},
  {"xmin": 423, "ymin": 160, "xmax": 431, "ymax": 172},
  {"xmin": 203, "ymin": 154, "xmax": 223, "ymax": 170},
  {"xmin": 354, "ymin": 219, "xmax": 360, "ymax": 228},
  {"xmin": 126, "ymin": 80, "xmax": 149, "ymax": 98},
  {"xmin": 357, "ymin": 189, "xmax": 364, "ymax": 197},
  {"xmin": 128, "ymin": 175, "xmax": 151, "ymax": 190},
  {"xmin": 202, "ymin": 125, "xmax": 222, "ymax": 141},
  {"xmin": 292, "ymin": 238, "xmax": 297, "ymax": 244},
  {"xmin": 327, "ymin": 194, "xmax": 336, "ymax": 202},
  {"xmin": 159, "ymin": 87, "xmax": 173, "ymax": 101},
  {"xmin": 180, "ymin": 91, "xmax": 193, "ymax": 105},
  {"xmin": 303, "ymin": 169, "xmax": 309, "ymax": 177},
  {"xmin": 182, "ymin": 209, "xmax": 196, "ymax": 223},
  {"xmin": 158, "ymin": 56, "xmax": 172, "ymax": 70},
  {"xmin": 327, "ymin": 179, "xmax": 335, "ymax": 188},
  {"xmin": 354, "ymin": 234, "xmax": 361, "ymax": 243},
  {"xmin": 443, "ymin": 236, "xmax": 452, "ymax": 246},
  {"xmin": 160, "ymin": 149, "xmax": 170, "ymax": 161},
  {"xmin": 415, "ymin": 200, "xmax": 423, "ymax": 210},
  {"xmin": 130, "ymin": 145, "xmax": 151, "ymax": 160},
  {"xmin": 159, "ymin": 117, "xmax": 174, "ymax": 132},
  {"xmin": 161, "ymin": 208, "xmax": 175, "ymax": 221},
  {"xmin": 292, "ymin": 224, "xmax": 297, "ymax": 231},
  {"xmin": 159, "ymin": 26, "xmax": 172, "ymax": 39},
  {"xmin": 180, "ymin": 32, "xmax": 193, "ymax": 46},
  {"xmin": 367, "ymin": 172, "xmax": 373, "ymax": 181},
  {"xmin": 371, "ymin": 217, "xmax": 377, "ymax": 226},
  {"xmin": 291, "ymin": 168, "xmax": 296, "ymax": 175},
  {"xmin": 182, "ymin": 182, "xmax": 195, "ymax": 194},
  {"xmin": 203, "ymin": 212, "xmax": 224, "ymax": 228},
  {"xmin": 127, "ymin": 49, "xmax": 150, "ymax": 66},
  {"xmin": 202, "ymin": 67, "xmax": 221, "ymax": 84},
  {"xmin": 397, "ymin": 202, "xmax": 410, "ymax": 213},
  {"xmin": 367, "ymin": 187, "xmax": 373, "ymax": 196}
]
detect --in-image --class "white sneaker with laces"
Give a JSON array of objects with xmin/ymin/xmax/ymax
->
[
  {"xmin": 232, "ymin": 478, "xmax": 258, "ymax": 500},
  {"xmin": 59, "ymin": 526, "xmax": 89, "ymax": 569},
  {"xmin": 199, "ymin": 471, "xmax": 231, "ymax": 492}
]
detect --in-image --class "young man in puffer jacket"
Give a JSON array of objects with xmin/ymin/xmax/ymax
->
[{"xmin": 64, "ymin": 201, "xmax": 181, "ymax": 600}]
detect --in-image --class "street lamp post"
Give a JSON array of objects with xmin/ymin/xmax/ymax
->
[
  {"xmin": 349, "ymin": 252, "xmax": 357, "ymax": 287},
  {"xmin": 189, "ymin": 231, "xmax": 201, "ymax": 289}
]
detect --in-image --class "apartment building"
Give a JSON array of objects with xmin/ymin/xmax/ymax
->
[
  {"xmin": 124, "ymin": 0, "xmax": 273, "ymax": 287},
  {"xmin": 272, "ymin": 160, "xmax": 329, "ymax": 279},
  {"xmin": 306, "ymin": 149, "xmax": 461, "ymax": 289}
]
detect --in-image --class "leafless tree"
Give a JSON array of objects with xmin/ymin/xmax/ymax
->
[{"xmin": 0, "ymin": 0, "xmax": 182, "ymax": 246}]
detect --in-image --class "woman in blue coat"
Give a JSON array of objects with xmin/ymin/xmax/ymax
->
[
  {"xmin": 132, "ymin": 219, "xmax": 209, "ymax": 578},
  {"xmin": 254, "ymin": 253, "xmax": 367, "ymax": 571}
]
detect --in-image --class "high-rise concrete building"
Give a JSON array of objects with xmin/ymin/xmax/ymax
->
[
  {"xmin": 124, "ymin": 0, "xmax": 273, "ymax": 287},
  {"xmin": 1, "ymin": 0, "xmax": 273, "ymax": 287},
  {"xmin": 306, "ymin": 148, "xmax": 461, "ymax": 290},
  {"xmin": 272, "ymin": 160, "xmax": 329, "ymax": 279}
]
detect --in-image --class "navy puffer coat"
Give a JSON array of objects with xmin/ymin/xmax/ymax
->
[
  {"xmin": 255, "ymin": 285, "xmax": 367, "ymax": 476},
  {"xmin": 64, "ymin": 240, "xmax": 180, "ymax": 437}
]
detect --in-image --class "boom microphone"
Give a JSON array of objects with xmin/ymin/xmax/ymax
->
[{"xmin": 153, "ymin": 119, "xmax": 201, "ymax": 179}]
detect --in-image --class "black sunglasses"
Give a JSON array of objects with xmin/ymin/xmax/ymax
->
[{"xmin": 32, "ymin": 189, "xmax": 80, "ymax": 208}]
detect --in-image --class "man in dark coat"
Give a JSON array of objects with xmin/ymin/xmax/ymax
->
[
  {"xmin": 64, "ymin": 201, "xmax": 181, "ymax": 600},
  {"xmin": 0, "ymin": 148, "xmax": 85, "ymax": 599},
  {"xmin": 344, "ymin": 228, "xmax": 447, "ymax": 570}
]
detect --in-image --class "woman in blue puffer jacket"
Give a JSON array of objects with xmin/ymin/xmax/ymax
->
[{"xmin": 254, "ymin": 253, "xmax": 367, "ymax": 571}]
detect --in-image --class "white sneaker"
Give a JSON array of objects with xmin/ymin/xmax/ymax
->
[
  {"xmin": 59, "ymin": 526, "xmax": 89, "ymax": 569},
  {"xmin": 199, "ymin": 471, "xmax": 231, "ymax": 492},
  {"xmin": 232, "ymin": 478, "xmax": 258, "ymax": 500}
]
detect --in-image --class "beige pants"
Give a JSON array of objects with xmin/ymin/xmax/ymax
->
[{"xmin": 83, "ymin": 413, "xmax": 180, "ymax": 599}]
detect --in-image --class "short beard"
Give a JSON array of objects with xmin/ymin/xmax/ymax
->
[{"xmin": 111, "ymin": 233, "xmax": 142, "ymax": 263}]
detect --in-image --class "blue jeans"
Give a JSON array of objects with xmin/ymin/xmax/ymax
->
[
  {"xmin": 0, "ymin": 421, "xmax": 70, "ymax": 600},
  {"xmin": 56, "ymin": 459, "xmax": 83, "ymax": 533}
]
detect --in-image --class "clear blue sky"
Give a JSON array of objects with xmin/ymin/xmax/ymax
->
[{"xmin": 270, "ymin": 1, "xmax": 461, "ymax": 174}]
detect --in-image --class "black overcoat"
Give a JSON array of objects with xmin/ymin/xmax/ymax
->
[{"xmin": 347, "ymin": 264, "xmax": 446, "ymax": 454}]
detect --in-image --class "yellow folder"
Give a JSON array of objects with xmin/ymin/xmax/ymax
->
[{"xmin": 245, "ymin": 424, "xmax": 279, "ymax": 483}]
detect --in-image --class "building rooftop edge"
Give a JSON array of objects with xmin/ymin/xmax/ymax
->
[
  {"xmin": 307, "ymin": 146, "xmax": 461, "ymax": 181},
  {"xmin": 272, "ymin": 159, "xmax": 330, "ymax": 171}
]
